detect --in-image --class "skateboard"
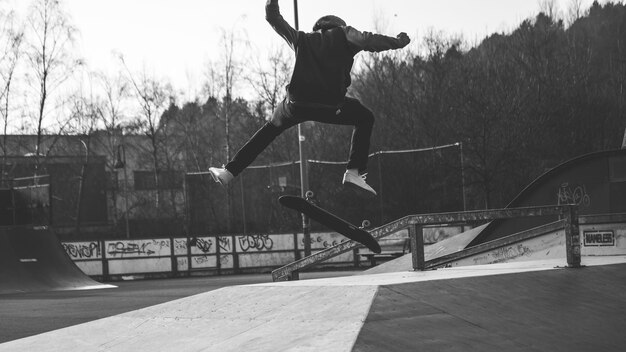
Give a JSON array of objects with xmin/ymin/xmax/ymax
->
[{"xmin": 279, "ymin": 193, "xmax": 381, "ymax": 253}]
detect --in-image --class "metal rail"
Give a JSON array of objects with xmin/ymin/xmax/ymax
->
[{"xmin": 272, "ymin": 204, "xmax": 581, "ymax": 281}]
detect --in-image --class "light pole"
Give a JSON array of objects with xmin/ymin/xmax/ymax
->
[
  {"xmin": 457, "ymin": 142, "xmax": 467, "ymax": 211},
  {"xmin": 75, "ymin": 139, "xmax": 89, "ymax": 235},
  {"xmin": 114, "ymin": 144, "xmax": 131, "ymax": 239},
  {"xmin": 293, "ymin": 0, "xmax": 311, "ymax": 257}
]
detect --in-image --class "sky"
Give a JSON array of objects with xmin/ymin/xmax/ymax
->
[{"xmin": 8, "ymin": 0, "xmax": 597, "ymax": 99}]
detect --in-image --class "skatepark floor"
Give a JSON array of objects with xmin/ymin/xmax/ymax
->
[
  {"xmin": 2, "ymin": 257, "xmax": 625, "ymax": 351},
  {"xmin": 0, "ymin": 270, "xmax": 360, "ymax": 344}
]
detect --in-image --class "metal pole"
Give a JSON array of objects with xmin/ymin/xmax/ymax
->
[
  {"xmin": 458, "ymin": 142, "xmax": 467, "ymax": 211},
  {"xmin": 564, "ymin": 205, "xmax": 581, "ymax": 268},
  {"xmin": 377, "ymin": 154, "xmax": 384, "ymax": 224},
  {"xmin": 115, "ymin": 143, "xmax": 131, "ymax": 239},
  {"xmin": 75, "ymin": 139, "xmax": 88, "ymax": 235},
  {"xmin": 293, "ymin": 0, "xmax": 311, "ymax": 256},
  {"xmin": 122, "ymin": 164, "xmax": 130, "ymax": 238},
  {"xmin": 410, "ymin": 224, "xmax": 425, "ymax": 271},
  {"xmin": 240, "ymin": 176, "xmax": 247, "ymax": 236},
  {"xmin": 293, "ymin": 0, "xmax": 300, "ymax": 29}
]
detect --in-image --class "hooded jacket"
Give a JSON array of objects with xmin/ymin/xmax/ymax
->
[{"xmin": 266, "ymin": 0, "xmax": 406, "ymax": 107}]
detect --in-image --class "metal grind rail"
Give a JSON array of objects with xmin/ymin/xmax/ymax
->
[{"xmin": 271, "ymin": 204, "xmax": 581, "ymax": 281}]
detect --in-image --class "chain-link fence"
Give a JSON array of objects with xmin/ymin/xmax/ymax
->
[
  {"xmin": 0, "ymin": 175, "xmax": 51, "ymax": 226},
  {"xmin": 186, "ymin": 144, "xmax": 464, "ymax": 235}
]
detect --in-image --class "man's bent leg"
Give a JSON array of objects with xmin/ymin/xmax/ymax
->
[
  {"xmin": 309, "ymin": 98, "xmax": 376, "ymax": 196},
  {"xmin": 224, "ymin": 99, "xmax": 297, "ymax": 177},
  {"xmin": 339, "ymin": 98, "xmax": 375, "ymax": 173},
  {"xmin": 225, "ymin": 122, "xmax": 284, "ymax": 177}
]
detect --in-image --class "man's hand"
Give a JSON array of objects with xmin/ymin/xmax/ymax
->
[{"xmin": 397, "ymin": 32, "xmax": 410, "ymax": 47}]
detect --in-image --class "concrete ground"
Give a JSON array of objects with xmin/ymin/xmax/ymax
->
[
  {"xmin": 0, "ymin": 270, "xmax": 359, "ymax": 344},
  {"xmin": 2, "ymin": 257, "xmax": 625, "ymax": 351}
]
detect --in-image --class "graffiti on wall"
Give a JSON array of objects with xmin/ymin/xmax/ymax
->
[
  {"xmin": 301, "ymin": 234, "xmax": 347, "ymax": 249},
  {"xmin": 557, "ymin": 182, "xmax": 591, "ymax": 207},
  {"xmin": 106, "ymin": 239, "xmax": 171, "ymax": 258},
  {"xmin": 177, "ymin": 253, "xmax": 233, "ymax": 270},
  {"xmin": 470, "ymin": 243, "xmax": 533, "ymax": 265},
  {"xmin": 219, "ymin": 237, "xmax": 231, "ymax": 252},
  {"xmin": 63, "ymin": 241, "xmax": 101, "ymax": 259},
  {"xmin": 238, "ymin": 234, "xmax": 274, "ymax": 252},
  {"xmin": 173, "ymin": 238, "xmax": 188, "ymax": 254},
  {"xmin": 193, "ymin": 255, "xmax": 212, "ymax": 265},
  {"xmin": 172, "ymin": 236, "xmax": 233, "ymax": 255},
  {"xmin": 194, "ymin": 238, "xmax": 213, "ymax": 253},
  {"xmin": 63, "ymin": 232, "xmax": 356, "ymax": 276}
]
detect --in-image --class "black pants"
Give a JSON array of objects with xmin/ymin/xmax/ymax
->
[{"xmin": 225, "ymin": 97, "xmax": 375, "ymax": 177}]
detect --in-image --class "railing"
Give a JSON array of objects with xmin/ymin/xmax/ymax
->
[
  {"xmin": 579, "ymin": 213, "xmax": 626, "ymax": 225},
  {"xmin": 271, "ymin": 204, "xmax": 580, "ymax": 281}
]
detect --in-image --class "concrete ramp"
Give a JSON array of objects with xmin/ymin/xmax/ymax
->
[
  {"xmin": 2, "ymin": 256, "xmax": 625, "ymax": 351},
  {"xmin": 368, "ymin": 213, "xmax": 626, "ymax": 275},
  {"xmin": 0, "ymin": 284, "xmax": 379, "ymax": 352},
  {"xmin": 353, "ymin": 258, "xmax": 626, "ymax": 352},
  {"xmin": 0, "ymin": 226, "xmax": 114, "ymax": 294},
  {"xmin": 363, "ymin": 224, "xmax": 488, "ymax": 275},
  {"xmin": 367, "ymin": 224, "xmax": 567, "ymax": 274}
]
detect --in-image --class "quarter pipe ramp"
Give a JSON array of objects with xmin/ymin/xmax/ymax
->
[{"xmin": 0, "ymin": 226, "xmax": 113, "ymax": 294}]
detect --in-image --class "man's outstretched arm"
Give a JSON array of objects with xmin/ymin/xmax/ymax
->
[
  {"xmin": 345, "ymin": 26, "xmax": 411, "ymax": 53},
  {"xmin": 266, "ymin": 0, "xmax": 298, "ymax": 51}
]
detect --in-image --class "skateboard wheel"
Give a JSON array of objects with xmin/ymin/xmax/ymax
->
[
  {"xmin": 305, "ymin": 190, "xmax": 315, "ymax": 199},
  {"xmin": 361, "ymin": 220, "xmax": 371, "ymax": 228}
]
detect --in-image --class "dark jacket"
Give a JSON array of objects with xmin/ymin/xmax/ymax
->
[{"xmin": 266, "ymin": 0, "xmax": 406, "ymax": 106}]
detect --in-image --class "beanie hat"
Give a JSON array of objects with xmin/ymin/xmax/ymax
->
[{"xmin": 312, "ymin": 15, "xmax": 346, "ymax": 31}]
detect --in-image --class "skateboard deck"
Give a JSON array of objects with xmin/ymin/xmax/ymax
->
[{"xmin": 279, "ymin": 195, "xmax": 381, "ymax": 253}]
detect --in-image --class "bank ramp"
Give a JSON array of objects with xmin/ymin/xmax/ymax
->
[{"xmin": 0, "ymin": 226, "xmax": 114, "ymax": 294}]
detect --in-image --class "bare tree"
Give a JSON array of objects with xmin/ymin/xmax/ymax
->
[
  {"xmin": 24, "ymin": 0, "xmax": 80, "ymax": 168},
  {"xmin": 245, "ymin": 45, "xmax": 297, "ymax": 161},
  {"xmin": 66, "ymin": 75, "xmax": 100, "ymax": 233},
  {"xmin": 0, "ymin": 5, "xmax": 24, "ymax": 184},
  {"xmin": 93, "ymin": 70, "xmax": 130, "ymax": 162},
  {"xmin": 91, "ymin": 70, "xmax": 134, "ymax": 235},
  {"xmin": 119, "ymin": 55, "xmax": 173, "ymax": 218},
  {"xmin": 203, "ymin": 27, "xmax": 247, "ymax": 162},
  {"xmin": 538, "ymin": 0, "xmax": 560, "ymax": 19},
  {"xmin": 247, "ymin": 45, "xmax": 292, "ymax": 118},
  {"xmin": 566, "ymin": 0, "xmax": 585, "ymax": 26},
  {"xmin": 202, "ymin": 26, "xmax": 247, "ymax": 233},
  {"xmin": 96, "ymin": 71, "xmax": 129, "ymax": 131}
]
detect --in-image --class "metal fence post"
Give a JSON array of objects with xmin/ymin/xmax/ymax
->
[
  {"xmin": 170, "ymin": 237, "xmax": 177, "ymax": 275},
  {"xmin": 563, "ymin": 205, "xmax": 581, "ymax": 268},
  {"xmin": 101, "ymin": 240, "xmax": 109, "ymax": 281},
  {"xmin": 232, "ymin": 234, "xmax": 239, "ymax": 274},
  {"xmin": 216, "ymin": 235, "xmax": 222, "ymax": 275},
  {"xmin": 410, "ymin": 224, "xmax": 425, "ymax": 271}
]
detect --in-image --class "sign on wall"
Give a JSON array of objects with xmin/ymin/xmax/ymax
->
[{"xmin": 583, "ymin": 230, "xmax": 615, "ymax": 247}]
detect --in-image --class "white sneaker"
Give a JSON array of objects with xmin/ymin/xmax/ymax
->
[
  {"xmin": 342, "ymin": 169, "xmax": 377, "ymax": 196},
  {"xmin": 208, "ymin": 167, "xmax": 234, "ymax": 186}
]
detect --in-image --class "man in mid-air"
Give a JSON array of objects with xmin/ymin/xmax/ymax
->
[{"xmin": 209, "ymin": 0, "xmax": 410, "ymax": 196}]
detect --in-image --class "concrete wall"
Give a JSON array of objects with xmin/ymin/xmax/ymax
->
[
  {"xmin": 62, "ymin": 232, "xmax": 367, "ymax": 279},
  {"xmin": 443, "ymin": 223, "xmax": 626, "ymax": 268}
]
